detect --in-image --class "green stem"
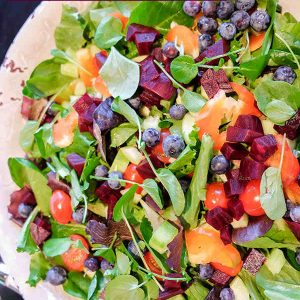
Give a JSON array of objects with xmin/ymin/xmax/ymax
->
[
  {"xmin": 141, "ymin": 149, "xmax": 159, "ymax": 178},
  {"xmin": 278, "ymin": 133, "xmax": 286, "ymax": 174},
  {"xmin": 133, "ymin": 279, "xmax": 150, "ymax": 290},
  {"xmin": 91, "ymin": 176, "xmax": 143, "ymax": 187},
  {"xmin": 109, "ymin": 232, "xmax": 118, "ymax": 248},
  {"xmin": 196, "ymin": 65, "xmax": 240, "ymax": 70},
  {"xmin": 138, "ymin": 266, "xmax": 188, "ymax": 282}
]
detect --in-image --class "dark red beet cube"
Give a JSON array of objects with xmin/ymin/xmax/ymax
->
[
  {"xmin": 210, "ymin": 269, "xmax": 231, "ymax": 286},
  {"xmin": 239, "ymin": 157, "xmax": 266, "ymax": 181},
  {"xmin": 227, "ymin": 198, "xmax": 245, "ymax": 220},
  {"xmin": 234, "ymin": 115, "xmax": 264, "ymax": 135},
  {"xmin": 220, "ymin": 225, "xmax": 232, "ymax": 245},
  {"xmin": 250, "ymin": 134, "xmax": 278, "ymax": 162},
  {"xmin": 136, "ymin": 154, "xmax": 164, "ymax": 179},
  {"xmin": 224, "ymin": 179, "xmax": 244, "ymax": 197},
  {"xmin": 274, "ymin": 110, "xmax": 300, "ymax": 140},
  {"xmin": 205, "ymin": 207, "xmax": 233, "ymax": 230},
  {"xmin": 226, "ymin": 126, "xmax": 263, "ymax": 144},
  {"xmin": 126, "ymin": 23, "xmax": 159, "ymax": 42},
  {"xmin": 66, "ymin": 153, "xmax": 86, "ymax": 176},
  {"xmin": 221, "ymin": 142, "xmax": 249, "ymax": 160},
  {"xmin": 134, "ymin": 32, "xmax": 158, "ymax": 55},
  {"xmin": 139, "ymin": 89, "xmax": 162, "ymax": 107},
  {"xmin": 243, "ymin": 249, "xmax": 266, "ymax": 275},
  {"xmin": 226, "ymin": 168, "xmax": 240, "ymax": 180}
]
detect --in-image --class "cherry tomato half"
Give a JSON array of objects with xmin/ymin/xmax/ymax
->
[
  {"xmin": 61, "ymin": 234, "xmax": 89, "ymax": 272},
  {"xmin": 144, "ymin": 251, "xmax": 162, "ymax": 275},
  {"xmin": 50, "ymin": 190, "xmax": 73, "ymax": 224},
  {"xmin": 239, "ymin": 180, "xmax": 265, "ymax": 216},
  {"xmin": 124, "ymin": 163, "xmax": 144, "ymax": 194},
  {"xmin": 151, "ymin": 129, "xmax": 172, "ymax": 164},
  {"xmin": 205, "ymin": 182, "xmax": 229, "ymax": 210}
]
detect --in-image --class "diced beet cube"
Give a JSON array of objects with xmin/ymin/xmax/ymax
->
[
  {"xmin": 250, "ymin": 134, "xmax": 278, "ymax": 162},
  {"xmin": 205, "ymin": 207, "xmax": 233, "ymax": 230},
  {"xmin": 274, "ymin": 110, "xmax": 300, "ymax": 140},
  {"xmin": 21, "ymin": 96, "xmax": 33, "ymax": 119},
  {"xmin": 139, "ymin": 89, "xmax": 162, "ymax": 107},
  {"xmin": 152, "ymin": 47, "xmax": 164, "ymax": 63},
  {"xmin": 140, "ymin": 56, "xmax": 160, "ymax": 84},
  {"xmin": 239, "ymin": 157, "xmax": 266, "ymax": 181},
  {"xmin": 227, "ymin": 198, "xmax": 245, "ymax": 220},
  {"xmin": 66, "ymin": 153, "xmax": 86, "ymax": 176},
  {"xmin": 243, "ymin": 249, "xmax": 266, "ymax": 275},
  {"xmin": 134, "ymin": 32, "xmax": 158, "ymax": 55},
  {"xmin": 234, "ymin": 115, "xmax": 264, "ymax": 135},
  {"xmin": 220, "ymin": 225, "xmax": 232, "ymax": 245},
  {"xmin": 224, "ymin": 179, "xmax": 244, "ymax": 197},
  {"xmin": 226, "ymin": 168, "xmax": 240, "ymax": 180},
  {"xmin": 226, "ymin": 126, "xmax": 263, "ymax": 144},
  {"xmin": 126, "ymin": 23, "xmax": 159, "ymax": 42},
  {"xmin": 95, "ymin": 50, "xmax": 108, "ymax": 69},
  {"xmin": 136, "ymin": 154, "xmax": 164, "ymax": 179},
  {"xmin": 221, "ymin": 142, "xmax": 249, "ymax": 160},
  {"xmin": 210, "ymin": 269, "xmax": 231, "ymax": 286}
]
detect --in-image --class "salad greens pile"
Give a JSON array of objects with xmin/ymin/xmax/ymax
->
[{"xmin": 6, "ymin": 1, "xmax": 300, "ymax": 300}]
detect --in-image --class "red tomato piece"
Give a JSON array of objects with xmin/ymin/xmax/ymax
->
[
  {"xmin": 151, "ymin": 129, "xmax": 172, "ymax": 164},
  {"xmin": 124, "ymin": 163, "xmax": 144, "ymax": 194},
  {"xmin": 144, "ymin": 251, "xmax": 162, "ymax": 275},
  {"xmin": 205, "ymin": 182, "xmax": 229, "ymax": 210},
  {"xmin": 50, "ymin": 190, "xmax": 73, "ymax": 224}
]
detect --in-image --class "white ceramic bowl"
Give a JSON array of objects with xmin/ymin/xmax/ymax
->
[{"xmin": 0, "ymin": 1, "xmax": 299, "ymax": 299}]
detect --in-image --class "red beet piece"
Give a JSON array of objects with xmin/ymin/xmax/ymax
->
[
  {"xmin": 139, "ymin": 89, "xmax": 162, "ymax": 107},
  {"xmin": 94, "ymin": 50, "xmax": 108, "ymax": 69},
  {"xmin": 285, "ymin": 219, "xmax": 300, "ymax": 241},
  {"xmin": 126, "ymin": 23, "xmax": 159, "ymax": 42},
  {"xmin": 220, "ymin": 225, "xmax": 232, "ymax": 245},
  {"xmin": 274, "ymin": 110, "xmax": 300, "ymax": 140},
  {"xmin": 66, "ymin": 153, "xmax": 86, "ymax": 176},
  {"xmin": 158, "ymin": 288, "xmax": 184, "ymax": 300},
  {"xmin": 210, "ymin": 269, "xmax": 231, "ymax": 286},
  {"xmin": 136, "ymin": 154, "xmax": 164, "ymax": 179},
  {"xmin": 243, "ymin": 249, "xmax": 266, "ymax": 275},
  {"xmin": 164, "ymin": 274, "xmax": 182, "ymax": 289},
  {"xmin": 205, "ymin": 286, "xmax": 222, "ymax": 300},
  {"xmin": 226, "ymin": 168, "xmax": 240, "ymax": 180},
  {"xmin": 239, "ymin": 157, "xmax": 266, "ymax": 181},
  {"xmin": 221, "ymin": 142, "xmax": 249, "ymax": 160},
  {"xmin": 224, "ymin": 179, "xmax": 245, "ymax": 197},
  {"xmin": 21, "ymin": 96, "xmax": 33, "ymax": 119},
  {"xmin": 250, "ymin": 134, "xmax": 277, "ymax": 162},
  {"xmin": 226, "ymin": 126, "xmax": 263, "ymax": 144},
  {"xmin": 234, "ymin": 115, "xmax": 264, "ymax": 135},
  {"xmin": 205, "ymin": 207, "xmax": 233, "ymax": 230},
  {"xmin": 135, "ymin": 32, "xmax": 158, "ymax": 55},
  {"xmin": 227, "ymin": 197, "xmax": 245, "ymax": 220}
]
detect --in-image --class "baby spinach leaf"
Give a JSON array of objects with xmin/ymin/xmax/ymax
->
[
  {"xmin": 80, "ymin": 148, "xmax": 100, "ymax": 182},
  {"xmin": 116, "ymin": 250, "xmax": 131, "ymax": 275},
  {"xmin": 54, "ymin": 5, "xmax": 86, "ymax": 51},
  {"xmin": 264, "ymin": 100, "xmax": 296, "ymax": 124},
  {"xmin": 142, "ymin": 179, "xmax": 163, "ymax": 209},
  {"xmin": 170, "ymin": 55, "xmax": 198, "ymax": 84},
  {"xmin": 168, "ymin": 145, "xmax": 196, "ymax": 173},
  {"xmin": 43, "ymin": 237, "xmax": 72, "ymax": 257},
  {"xmin": 87, "ymin": 271, "xmax": 104, "ymax": 300},
  {"xmin": 136, "ymin": 270, "xmax": 159, "ymax": 300},
  {"xmin": 260, "ymin": 167, "xmax": 286, "ymax": 220},
  {"xmin": 95, "ymin": 16, "xmax": 123, "ymax": 49},
  {"xmin": 19, "ymin": 121, "xmax": 40, "ymax": 153},
  {"xmin": 181, "ymin": 89, "xmax": 206, "ymax": 113},
  {"xmin": 8, "ymin": 158, "xmax": 52, "ymax": 215},
  {"xmin": 105, "ymin": 275, "xmax": 145, "ymax": 300},
  {"xmin": 110, "ymin": 123, "xmax": 138, "ymax": 148},
  {"xmin": 100, "ymin": 47, "xmax": 140, "ymax": 99},
  {"xmin": 51, "ymin": 220, "xmax": 87, "ymax": 238},
  {"xmin": 94, "ymin": 247, "xmax": 116, "ymax": 263},
  {"xmin": 27, "ymin": 252, "xmax": 51, "ymax": 287},
  {"xmin": 128, "ymin": 1, "xmax": 193, "ymax": 34},
  {"xmin": 182, "ymin": 134, "xmax": 213, "ymax": 229}
]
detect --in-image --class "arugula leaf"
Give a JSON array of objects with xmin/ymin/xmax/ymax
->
[
  {"xmin": 128, "ymin": 1, "xmax": 193, "ymax": 34},
  {"xmin": 142, "ymin": 179, "xmax": 163, "ymax": 209},
  {"xmin": 27, "ymin": 252, "xmax": 51, "ymax": 287},
  {"xmin": 95, "ymin": 16, "xmax": 123, "ymax": 49},
  {"xmin": 17, "ymin": 207, "xmax": 39, "ymax": 254},
  {"xmin": 100, "ymin": 47, "xmax": 140, "ymax": 99},
  {"xmin": 87, "ymin": 271, "xmax": 104, "ymax": 300},
  {"xmin": 51, "ymin": 154, "xmax": 70, "ymax": 178},
  {"xmin": 51, "ymin": 220, "xmax": 87, "ymax": 238},
  {"xmin": 54, "ymin": 5, "xmax": 86, "ymax": 51},
  {"xmin": 170, "ymin": 55, "xmax": 198, "ymax": 84},
  {"xmin": 185, "ymin": 280, "xmax": 209, "ymax": 300},
  {"xmin": 94, "ymin": 247, "xmax": 116, "ymax": 263},
  {"xmin": 116, "ymin": 250, "xmax": 131, "ymax": 275},
  {"xmin": 182, "ymin": 134, "xmax": 213, "ymax": 229},
  {"xmin": 43, "ymin": 237, "xmax": 72, "ymax": 257},
  {"xmin": 22, "ymin": 58, "xmax": 73, "ymax": 99},
  {"xmin": 20, "ymin": 121, "xmax": 40, "ymax": 153},
  {"xmin": 8, "ymin": 158, "xmax": 51, "ymax": 215},
  {"xmin": 110, "ymin": 123, "xmax": 138, "ymax": 148},
  {"xmin": 80, "ymin": 148, "xmax": 100, "ymax": 182},
  {"xmin": 181, "ymin": 89, "xmax": 206, "ymax": 113}
]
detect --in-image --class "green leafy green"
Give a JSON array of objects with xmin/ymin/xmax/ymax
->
[
  {"xmin": 54, "ymin": 5, "xmax": 86, "ymax": 51},
  {"xmin": 110, "ymin": 123, "xmax": 138, "ymax": 148},
  {"xmin": 128, "ymin": 1, "xmax": 193, "ymax": 34},
  {"xmin": 136, "ymin": 270, "xmax": 159, "ymax": 300},
  {"xmin": 185, "ymin": 280, "xmax": 209, "ymax": 300},
  {"xmin": 51, "ymin": 154, "xmax": 70, "ymax": 178},
  {"xmin": 94, "ymin": 247, "xmax": 116, "ymax": 263},
  {"xmin": 264, "ymin": 100, "xmax": 296, "ymax": 124},
  {"xmin": 239, "ymin": 55, "xmax": 270, "ymax": 81},
  {"xmin": 80, "ymin": 148, "xmax": 100, "ymax": 182},
  {"xmin": 182, "ymin": 134, "xmax": 214, "ymax": 229},
  {"xmin": 181, "ymin": 89, "xmax": 206, "ymax": 113},
  {"xmin": 51, "ymin": 220, "xmax": 87, "ymax": 238},
  {"xmin": 43, "ymin": 237, "xmax": 72, "ymax": 257},
  {"xmin": 170, "ymin": 55, "xmax": 198, "ymax": 84},
  {"xmin": 98, "ymin": 1, "xmax": 138, "ymax": 17},
  {"xmin": 116, "ymin": 250, "xmax": 131, "ymax": 275},
  {"xmin": 87, "ymin": 271, "xmax": 104, "ymax": 300},
  {"xmin": 142, "ymin": 179, "xmax": 163, "ymax": 209},
  {"xmin": 95, "ymin": 16, "xmax": 123, "ymax": 49},
  {"xmin": 239, "ymin": 270, "xmax": 266, "ymax": 300},
  {"xmin": 100, "ymin": 47, "xmax": 140, "ymax": 99},
  {"xmin": 20, "ymin": 121, "xmax": 40, "ymax": 153},
  {"xmin": 8, "ymin": 158, "xmax": 52, "ymax": 214}
]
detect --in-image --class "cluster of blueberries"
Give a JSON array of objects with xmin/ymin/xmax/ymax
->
[{"xmin": 183, "ymin": 0, "xmax": 270, "ymax": 50}]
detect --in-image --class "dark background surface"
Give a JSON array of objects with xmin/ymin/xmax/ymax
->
[
  {"xmin": 0, "ymin": 2, "xmax": 40, "ymax": 299},
  {"xmin": 0, "ymin": 1, "xmax": 41, "ymax": 63}
]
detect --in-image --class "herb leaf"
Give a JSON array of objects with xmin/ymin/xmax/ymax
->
[
  {"xmin": 43, "ymin": 237, "xmax": 72, "ymax": 257},
  {"xmin": 100, "ymin": 47, "xmax": 140, "ymax": 99},
  {"xmin": 110, "ymin": 123, "xmax": 138, "ymax": 148},
  {"xmin": 181, "ymin": 89, "xmax": 206, "ymax": 113},
  {"xmin": 142, "ymin": 179, "xmax": 163, "ymax": 209},
  {"xmin": 170, "ymin": 55, "xmax": 198, "ymax": 84},
  {"xmin": 94, "ymin": 247, "xmax": 116, "ymax": 263},
  {"xmin": 116, "ymin": 250, "xmax": 131, "ymax": 275},
  {"xmin": 19, "ymin": 121, "xmax": 40, "ymax": 153},
  {"xmin": 264, "ymin": 100, "xmax": 296, "ymax": 124}
]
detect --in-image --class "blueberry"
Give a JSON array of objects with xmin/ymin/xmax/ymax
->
[
  {"xmin": 18, "ymin": 203, "xmax": 33, "ymax": 218},
  {"xmin": 46, "ymin": 266, "xmax": 67, "ymax": 286},
  {"xmin": 100, "ymin": 259, "xmax": 114, "ymax": 271},
  {"xmin": 179, "ymin": 179, "xmax": 190, "ymax": 194},
  {"xmin": 220, "ymin": 288, "xmax": 235, "ymax": 300},
  {"xmin": 142, "ymin": 128, "xmax": 160, "ymax": 147},
  {"xmin": 199, "ymin": 34, "xmax": 214, "ymax": 52},
  {"xmin": 219, "ymin": 22, "xmax": 237, "ymax": 40},
  {"xmin": 162, "ymin": 42, "xmax": 179, "ymax": 59},
  {"xmin": 210, "ymin": 155, "xmax": 230, "ymax": 174},
  {"xmin": 197, "ymin": 17, "xmax": 218, "ymax": 35},
  {"xmin": 199, "ymin": 264, "xmax": 214, "ymax": 280},
  {"xmin": 231, "ymin": 10, "xmax": 250, "ymax": 31},
  {"xmin": 127, "ymin": 97, "xmax": 141, "ymax": 110},
  {"xmin": 273, "ymin": 66, "xmax": 297, "ymax": 85},
  {"xmin": 290, "ymin": 206, "xmax": 300, "ymax": 223},
  {"xmin": 296, "ymin": 248, "xmax": 300, "ymax": 265},
  {"xmin": 84, "ymin": 257, "xmax": 100, "ymax": 272},
  {"xmin": 95, "ymin": 165, "xmax": 109, "ymax": 178},
  {"xmin": 169, "ymin": 104, "xmax": 187, "ymax": 120},
  {"xmin": 72, "ymin": 207, "xmax": 85, "ymax": 224},
  {"xmin": 108, "ymin": 171, "xmax": 123, "ymax": 190},
  {"xmin": 202, "ymin": 1, "xmax": 217, "ymax": 18},
  {"xmin": 236, "ymin": 0, "xmax": 255, "ymax": 11},
  {"xmin": 162, "ymin": 134, "xmax": 186, "ymax": 158},
  {"xmin": 217, "ymin": 1, "xmax": 235, "ymax": 20},
  {"xmin": 128, "ymin": 240, "xmax": 140, "ymax": 259},
  {"xmin": 250, "ymin": 10, "xmax": 270, "ymax": 32},
  {"xmin": 183, "ymin": 1, "xmax": 202, "ymax": 17}
]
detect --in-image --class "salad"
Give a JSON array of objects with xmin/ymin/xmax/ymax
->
[{"xmin": 7, "ymin": 0, "xmax": 300, "ymax": 299}]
